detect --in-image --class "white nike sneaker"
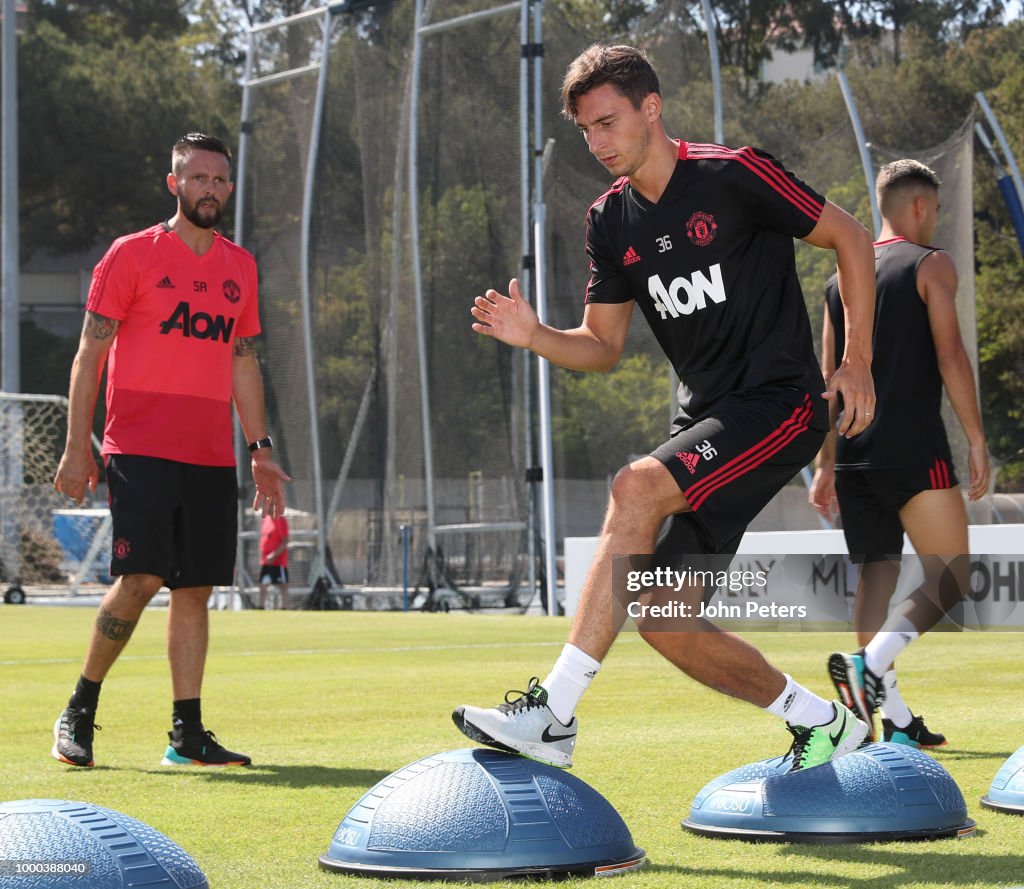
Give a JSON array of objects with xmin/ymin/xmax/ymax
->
[{"xmin": 452, "ymin": 677, "xmax": 577, "ymax": 768}]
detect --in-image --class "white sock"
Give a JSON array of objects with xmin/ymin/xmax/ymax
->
[
  {"xmin": 864, "ymin": 618, "xmax": 919, "ymax": 676},
  {"xmin": 541, "ymin": 643, "xmax": 601, "ymax": 725},
  {"xmin": 879, "ymin": 669, "xmax": 913, "ymax": 728},
  {"xmin": 765, "ymin": 674, "xmax": 835, "ymax": 728}
]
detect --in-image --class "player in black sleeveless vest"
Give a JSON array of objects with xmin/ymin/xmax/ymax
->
[
  {"xmin": 811, "ymin": 159, "xmax": 990, "ymax": 747},
  {"xmin": 452, "ymin": 44, "xmax": 880, "ymax": 773}
]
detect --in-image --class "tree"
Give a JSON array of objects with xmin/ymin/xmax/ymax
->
[
  {"xmin": 709, "ymin": 0, "xmax": 843, "ymax": 94},
  {"xmin": 837, "ymin": 1, "xmax": 1006, "ymax": 65},
  {"xmin": 18, "ymin": 1, "xmax": 238, "ymax": 259},
  {"xmin": 553, "ymin": 355, "xmax": 674, "ymax": 478}
]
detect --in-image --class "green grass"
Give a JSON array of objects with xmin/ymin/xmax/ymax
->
[{"xmin": 2, "ymin": 606, "xmax": 1023, "ymax": 888}]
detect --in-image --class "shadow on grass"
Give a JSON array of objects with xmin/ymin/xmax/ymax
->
[
  {"xmin": 644, "ymin": 841, "xmax": 1024, "ymax": 888},
  {"xmin": 930, "ymin": 747, "xmax": 1016, "ymax": 762},
  {"xmin": 136, "ymin": 764, "xmax": 391, "ymax": 789}
]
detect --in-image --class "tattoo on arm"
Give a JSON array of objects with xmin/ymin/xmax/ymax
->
[
  {"xmin": 234, "ymin": 336, "xmax": 257, "ymax": 358},
  {"xmin": 96, "ymin": 607, "xmax": 137, "ymax": 642},
  {"xmin": 86, "ymin": 312, "xmax": 119, "ymax": 341}
]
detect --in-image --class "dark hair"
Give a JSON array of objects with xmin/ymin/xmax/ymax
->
[
  {"xmin": 876, "ymin": 159, "xmax": 941, "ymax": 215},
  {"xmin": 560, "ymin": 44, "xmax": 660, "ymax": 119},
  {"xmin": 171, "ymin": 133, "xmax": 232, "ymax": 176}
]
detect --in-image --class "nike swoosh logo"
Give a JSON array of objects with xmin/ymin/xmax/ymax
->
[
  {"xmin": 541, "ymin": 725, "xmax": 575, "ymax": 743},
  {"xmin": 829, "ymin": 712, "xmax": 848, "ymax": 747}
]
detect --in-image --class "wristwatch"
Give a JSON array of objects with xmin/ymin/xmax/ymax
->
[{"xmin": 248, "ymin": 436, "xmax": 274, "ymax": 453}]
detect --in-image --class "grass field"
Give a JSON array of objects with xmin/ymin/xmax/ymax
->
[{"xmin": 2, "ymin": 606, "xmax": 1023, "ymax": 889}]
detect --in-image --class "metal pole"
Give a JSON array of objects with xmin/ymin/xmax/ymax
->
[
  {"xmin": 418, "ymin": 1, "xmax": 518, "ymax": 35},
  {"xmin": 1, "ymin": 0, "xmax": 22, "ymax": 591},
  {"xmin": 400, "ymin": 523, "xmax": 411, "ymax": 610},
  {"xmin": 2, "ymin": 0, "xmax": 20, "ymax": 393},
  {"xmin": 837, "ymin": 70, "xmax": 881, "ymax": 237},
  {"xmin": 700, "ymin": 0, "xmax": 723, "ymax": 144},
  {"xmin": 519, "ymin": 0, "xmax": 537, "ymax": 605},
  {"xmin": 533, "ymin": 210, "xmax": 558, "ymax": 617},
  {"xmin": 250, "ymin": 4, "xmax": 327, "ymax": 33},
  {"xmin": 232, "ymin": 27, "xmax": 257, "ymax": 604},
  {"xmin": 298, "ymin": 8, "xmax": 336, "ymax": 576},
  {"xmin": 410, "ymin": 0, "xmax": 438, "ymax": 550},
  {"xmin": 976, "ymin": 91, "xmax": 1024, "ymax": 211},
  {"xmin": 531, "ymin": 0, "xmax": 557, "ymax": 615}
]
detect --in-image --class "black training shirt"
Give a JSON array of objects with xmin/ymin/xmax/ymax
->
[
  {"xmin": 827, "ymin": 237, "xmax": 952, "ymax": 470},
  {"xmin": 585, "ymin": 141, "xmax": 826, "ymax": 421}
]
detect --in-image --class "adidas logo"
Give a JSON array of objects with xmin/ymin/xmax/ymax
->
[
  {"xmin": 677, "ymin": 451, "xmax": 700, "ymax": 474},
  {"xmin": 156, "ymin": 276, "xmax": 175, "ymax": 289},
  {"xmin": 623, "ymin": 246, "xmax": 642, "ymax": 265}
]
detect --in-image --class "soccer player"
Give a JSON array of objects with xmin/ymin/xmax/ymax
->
[
  {"xmin": 51, "ymin": 133, "xmax": 289, "ymax": 768},
  {"xmin": 258, "ymin": 511, "xmax": 290, "ymax": 610},
  {"xmin": 811, "ymin": 159, "xmax": 989, "ymax": 746},
  {"xmin": 453, "ymin": 44, "xmax": 878, "ymax": 771}
]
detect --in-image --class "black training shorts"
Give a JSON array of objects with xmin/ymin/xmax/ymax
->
[
  {"xmin": 651, "ymin": 386, "xmax": 827, "ymax": 557},
  {"xmin": 106, "ymin": 454, "xmax": 238, "ymax": 588},
  {"xmin": 259, "ymin": 564, "xmax": 288, "ymax": 585},
  {"xmin": 835, "ymin": 461, "xmax": 959, "ymax": 563}
]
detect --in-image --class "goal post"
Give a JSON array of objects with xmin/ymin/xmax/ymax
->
[{"xmin": 0, "ymin": 392, "xmax": 108, "ymax": 595}]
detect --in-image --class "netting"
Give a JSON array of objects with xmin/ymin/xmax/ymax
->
[
  {"xmin": 542, "ymin": 12, "xmax": 979, "ymax": 538},
  {"xmin": 544, "ymin": 2, "xmax": 719, "ymax": 541},
  {"xmin": 241, "ymin": 9, "xmax": 326, "ymax": 589},
  {"xmin": 242, "ymin": 2, "xmax": 982, "ymax": 606},
  {"xmin": 242, "ymin": 1, "xmax": 529, "ymax": 601},
  {"xmin": 0, "ymin": 394, "xmax": 108, "ymax": 589}
]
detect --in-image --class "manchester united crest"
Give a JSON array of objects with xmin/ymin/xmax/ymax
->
[
  {"xmin": 686, "ymin": 211, "xmax": 717, "ymax": 247},
  {"xmin": 222, "ymin": 279, "xmax": 241, "ymax": 303}
]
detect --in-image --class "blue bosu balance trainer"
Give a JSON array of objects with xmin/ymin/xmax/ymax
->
[
  {"xmin": 319, "ymin": 748, "xmax": 645, "ymax": 881},
  {"xmin": 0, "ymin": 799, "xmax": 208, "ymax": 889},
  {"xmin": 682, "ymin": 743, "xmax": 976, "ymax": 843},
  {"xmin": 981, "ymin": 743, "xmax": 1024, "ymax": 815}
]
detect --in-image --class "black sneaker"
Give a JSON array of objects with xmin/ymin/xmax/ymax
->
[
  {"xmin": 51, "ymin": 707, "xmax": 100, "ymax": 767},
  {"xmin": 161, "ymin": 726, "xmax": 252, "ymax": 766},
  {"xmin": 883, "ymin": 714, "xmax": 946, "ymax": 749},
  {"xmin": 828, "ymin": 650, "xmax": 885, "ymax": 740}
]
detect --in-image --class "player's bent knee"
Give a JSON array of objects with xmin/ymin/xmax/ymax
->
[{"xmin": 608, "ymin": 458, "xmax": 688, "ymax": 517}]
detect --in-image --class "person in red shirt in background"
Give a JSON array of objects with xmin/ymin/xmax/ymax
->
[
  {"xmin": 258, "ymin": 512, "xmax": 290, "ymax": 610},
  {"xmin": 52, "ymin": 133, "xmax": 289, "ymax": 769}
]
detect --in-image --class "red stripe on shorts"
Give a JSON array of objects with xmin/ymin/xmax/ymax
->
[{"xmin": 683, "ymin": 395, "xmax": 813, "ymax": 512}]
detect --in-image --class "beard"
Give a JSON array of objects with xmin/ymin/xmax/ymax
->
[{"xmin": 180, "ymin": 193, "xmax": 224, "ymax": 229}]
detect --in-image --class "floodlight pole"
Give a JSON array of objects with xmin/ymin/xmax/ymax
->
[
  {"xmin": 837, "ymin": 69, "xmax": 881, "ymax": 237},
  {"xmin": 409, "ymin": 0, "xmax": 437, "ymax": 551},
  {"xmin": 2, "ymin": 0, "xmax": 20, "ymax": 393},
  {"xmin": 519, "ymin": 0, "xmax": 537, "ymax": 602},
  {"xmin": 298, "ymin": 7, "xmax": 337, "ymax": 580},
  {"xmin": 700, "ymin": 0, "xmax": 723, "ymax": 144},
  {"xmin": 1, "ymin": 0, "xmax": 22, "ymax": 589},
  {"xmin": 230, "ymin": 27, "xmax": 258, "ymax": 604},
  {"xmin": 528, "ymin": 0, "xmax": 557, "ymax": 616}
]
